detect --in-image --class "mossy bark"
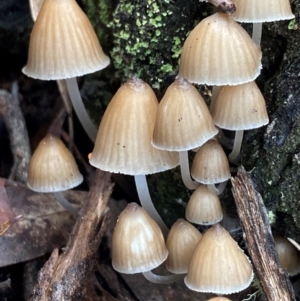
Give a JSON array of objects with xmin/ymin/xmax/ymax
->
[
  {"xmin": 81, "ymin": 0, "xmax": 300, "ymax": 234},
  {"xmin": 242, "ymin": 0, "xmax": 300, "ymax": 241}
]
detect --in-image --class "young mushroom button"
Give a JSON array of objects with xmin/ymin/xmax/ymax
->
[{"xmin": 27, "ymin": 135, "xmax": 83, "ymax": 216}]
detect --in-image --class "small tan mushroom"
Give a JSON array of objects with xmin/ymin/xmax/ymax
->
[
  {"xmin": 179, "ymin": 13, "xmax": 262, "ymax": 85},
  {"xmin": 112, "ymin": 203, "xmax": 168, "ymax": 274},
  {"xmin": 274, "ymin": 235, "xmax": 300, "ymax": 276},
  {"xmin": 186, "ymin": 185, "xmax": 223, "ymax": 225},
  {"xmin": 185, "ymin": 224, "xmax": 253, "ymax": 294},
  {"xmin": 165, "ymin": 219, "xmax": 202, "ymax": 274},
  {"xmin": 23, "ymin": 0, "xmax": 110, "ymax": 80}
]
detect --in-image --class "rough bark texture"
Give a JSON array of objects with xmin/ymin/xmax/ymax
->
[
  {"xmin": 0, "ymin": 83, "xmax": 31, "ymax": 183},
  {"xmin": 30, "ymin": 170, "xmax": 113, "ymax": 301},
  {"xmin": 231, "ymin": 167, "xmax": 295, "ymax": 301},
  {"xmin": 242, "ymin": 0, "xmax": 300, "ymax": 242}
]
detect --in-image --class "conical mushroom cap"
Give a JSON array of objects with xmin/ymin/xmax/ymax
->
[
  {"xmin": 179, "ymin": 13, "xmax": 262, "ymax": 85},
  {"xmin": 232, "ymin": 0, "xmax": 294, "ymax": 22},
  {"xmin": 27, "ymin": 135, "xmax": 83, "ymax": 192},
  {"xmin": 112, "ymin": 203, "xmax": 168, "ymax": 274},
  {"xmin": 211, "ymin": 82, "xmax": 269, "ymax": 130},
  {"xmin": 191, "ymin": 140, "xmax": 230, "ymax": 184},
  {"xmin": 89, "ymin": 78, "xmax": 179, "ymax": 175},
  {"xmin": 165, "ymin": 219, "xmax": 202, "ymax": 274},
  {"xmin": 185, "ymin": 224, "xmax": 253, "ymax": 294},
  {"xmin": 274, "ymin": 235, "xmax": 300, "ymax": 276},
  {"xmin": 186, "ymin": 185, "xmax": 223, "ymax": 225},
  {"xmin": 152, "ymin": 76, "xmax": 218, "ymax": 151},
  {"xmin": 23, "ymin": 0, "xmax": 110, "ymax": 80}
]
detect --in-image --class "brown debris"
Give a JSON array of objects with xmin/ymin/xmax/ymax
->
[
  {"xmin": 0, "ymin": 178, "xmax": 85, "ymax": 267},
  {"xmin": 200, "ymin": 0, "xmax": 236, "ymax": 14},
  {"xmin": 231, "ymin": 166, "xmax": 296, "ymax": 301},
  {"xmin": 30, "ymin": 169, "xmax": 113, "ymax": 301}
]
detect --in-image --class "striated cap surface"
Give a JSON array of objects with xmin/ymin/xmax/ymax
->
[
  {"xmin": 112, "ymin": 203, "xmax": 168, "ymax": 274},
  {"xmin": 27, "ymin": 135, "xmax": 83, "ymax": 192},
  {"xmin": 179, "ymin": 13, "xmax": 262, "ymax": 85},
  {"xmin": 232, "ymin": 0, "xmax": 295, "ymax": 22},
  {"xmin": 185, "ymin": 224, "xmax": 253, "ymax": 294},
  {"xmin": 152, "ymin": 76, "xmax": 218, "ymax": 151},
  {"xmin": 23, "ymin": 0, "xmax": 110, "ymax": 80},
  {"xmin": 212, "ymin": 81, "xmax": 269, "ymax": 130},
  {"xmin": 90, "ymin": 78, "xmax": 179, "ymax": 175}
]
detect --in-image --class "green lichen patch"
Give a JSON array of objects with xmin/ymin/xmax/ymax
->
[{"xmin": 109, "ymin": 0, "xmax": 210, "ymax": 92}]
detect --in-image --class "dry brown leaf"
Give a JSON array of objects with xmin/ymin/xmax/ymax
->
[
  {"xmin": 0, "ymin": 178, "xmax": 86, "ymax": 267},
  {"xmin": 0, "ymin": 178, "xmax": 22, "ymax": 235}
]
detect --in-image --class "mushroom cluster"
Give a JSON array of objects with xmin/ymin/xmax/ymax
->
[{"xmin": 22, "ymin": 0, "xmax": 295, "ymax": 298}]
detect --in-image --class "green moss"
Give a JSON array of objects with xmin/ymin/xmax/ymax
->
[
  {"xmin": 109, "ymin": 0, "xmax": 210, "ymax": 92},
  {"xmin": 81, "ymin": 0, "xmax": 118, "ymax": 47}
]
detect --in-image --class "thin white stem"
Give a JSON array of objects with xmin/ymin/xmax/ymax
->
[
  {"xmin": 252, "ymin": 23, "xmax": 262, "ymax": 46},
  {"xmin": 54, "ymin": 191, "xmax": 79, "ymax": 216},
  {"xmin": 179, "ymin": 151, "xmax": 199, "ymax": 190},
  {"xmin": 215, "ymin": 128, "xmax": 233, "ymax": 149},
  {"xmin": 134, "ymin": 175, "xmax": 169, "ymax": 238},
  {"xmin": 228, "ymin": 130, "xmax": 244, "ymax": 163},
  {"xmin": 210, "ymin": 85, "xmax": 221, "ymax": 113},
  {"xmin": 142, "ymin": 271, "xmax": 184, "ymax": 284},
  {"xmin": 207, "ymin": 181, "xmax": 227, "ymax": 195},
  {"xmin": 66, "ymin": 77, "xmax": 97, "ymax": 142}
]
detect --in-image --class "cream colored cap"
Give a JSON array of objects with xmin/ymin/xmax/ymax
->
[
  {"xmin": 23, "ymin": 0, "xmax": 110, "ymax": 80},
  {"xmin": 165, "ymin": 219, "xmax": 202, "ymax": 274},
  {"xmin": 186, "ymin": 185, "xmax": 223, "ymax": 225},
  {"xmin": 179, "ymin": 13, "xmax": 262, "ymax": 86},
  {"xmin": 212, "ymin": 81, "xmax": 269, "ymax": 130},
  {"xmin": 89, "ymin": 78, "xmax": 179, "ymax": 175},
  {"xmin": 152, "ymin": 76, "xmax": 218, "ymax": 151},
  {"xmin": 232, "ymin": 0, "xmax": 295, "ymax": 22},
  {"xmin": 27, "ymin": 135, "xmax": 83, "ymax": 192},
  {"xmin": 191, "ymin": 139, "xmax": 230, "ymax": 184},
  {"xmin": 112, "ymin": 203, "xmax": 168, "ymax": 274},
  {"xmin": 274, "ymin": 235, "xmax": 300, "ymax": 276},
  {"xmin": 185, "ymin": 224, "xmax": 253, "ymax": 294}
]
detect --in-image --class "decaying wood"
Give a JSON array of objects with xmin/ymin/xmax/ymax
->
[
  {"xmin": 200, "ymin": 0, "xmax": 236, "ymax": 13},
  {"xmin": 0, "ymin": 82, "xmax": 31, "ymax": 183},
  {"xmin": 231, "ymin": 166, "xmax": 295, "ymax": 301},
  {"xmin": 30, "ymin": 170, "xmax": 113, "ymax": 301}
]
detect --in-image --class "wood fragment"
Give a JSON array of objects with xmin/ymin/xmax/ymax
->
[
  {"xmin": 231, "ymin": 166, "xmax": 295, "ymax": 301},
  {"xmin": 30, "ymin": 170, "xmax": 113, "ymax": 301},
  {"xmin": 0, "ymin": 82, "xmax": 31, "ymax": 183},
  {"xmin": 200, "ymin": 0, "xmax": 236, "ymax": 14}
]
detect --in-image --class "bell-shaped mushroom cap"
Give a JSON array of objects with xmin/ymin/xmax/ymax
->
[
  {"xmin": 89, "ymin": 78, "xmax": 179, "ymax": 175},
  {"xmin": 274, "ymin": 235, "xmax": 300, "ymax": 276},
  {"xmin": 191, "ymin": 139, "xmax": 230, "ymax": 184},
  {"xmin": 179, "ymin": 13, "xmax": 262, "ymax": 86},
  {"xmin": 23, "ymin": 0, "xmax": 110, "ymax": 80},
  {"xmin": 112, "ymin": 203, "xmax": 168, "ymax": 274},
  {"xmin": 152, "ymin": 76, "xmax": 218, "ymax": 151},
  {"xmin": 27, "ymin": 135, "xmax": 83, "ymax": 192},
  {"xmin": 185, "ymin": 224, "xmax": 253, "ymax": 294},
  {"xmin": 232, "ymin": 0, "xmax": 295, "ymax": 22},
  {"xmin": 211, "ymin": 81, "xmax": 269, "ymax": 131},
  {"xmin": 186, "ymin": 185, "xmax": 223, "ymax": 225},
  {"xmin": 165, "ymin": 219, "xmax": 202, "ymax": 274},
  {"xmin": 207, "ymin": 296, "xmax": 232, "ymax": 301}
]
